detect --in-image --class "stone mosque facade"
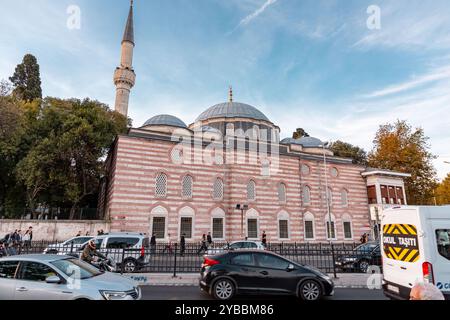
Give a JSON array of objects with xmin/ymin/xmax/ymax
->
[{"xmin": 98, "ymin": 2, "xmax": 410, "ymax": 243}]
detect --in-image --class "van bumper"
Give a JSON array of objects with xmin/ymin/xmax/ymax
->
[{"xmin": 382, "ymin": 282, "xmax": 411, "ymax": 300}]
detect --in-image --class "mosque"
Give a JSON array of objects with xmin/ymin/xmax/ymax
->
[{"xmin": 98, "ymin": 2, "xmax": 410, "ymax": 243}]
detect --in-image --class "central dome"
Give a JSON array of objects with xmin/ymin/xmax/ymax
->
[{"xmin": 195, "ymin": 102, "xmax": 271, "ymax": 123}]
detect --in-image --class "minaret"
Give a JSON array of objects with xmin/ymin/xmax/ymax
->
[{"xmin": 114, "ymin": 0, "xmax": 136, "ymax": 117}]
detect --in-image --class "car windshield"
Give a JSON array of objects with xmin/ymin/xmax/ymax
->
[
  {"xmin": 51, "ymin": 258, "xmax": 102, "ymax": 280},
  {"xmin": 354, "ymin": 243, "xmax": 378, "ymax": 253}
]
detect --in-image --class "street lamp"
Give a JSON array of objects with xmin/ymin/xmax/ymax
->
[
  {"xmin": 236, "ymin": 204, "xmax": 249, "ymax": 240},
  {"xmin": 320, "ymin": 141, "xmax": 333, "ymax": 242}
]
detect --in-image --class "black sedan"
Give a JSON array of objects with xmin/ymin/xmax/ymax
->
[
  {"xmin": 334, "ymin": 242, "xmax": 382, "ymax": 273},
  {"xmin": 199, "ymin": 250, "xmax": 334, "ymax": 301}
]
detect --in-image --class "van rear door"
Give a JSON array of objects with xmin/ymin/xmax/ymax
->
[{"xmin": 431, "ymin": 220, "xmax": 450, "ymax": 298}]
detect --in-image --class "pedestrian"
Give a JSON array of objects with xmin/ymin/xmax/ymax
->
[
  {"xmin": 22, "ymin": 229, "xmax": 32, "ymax": 254},
  {"xmin": 76, "ymin": 231, "xmax": 81, "ymax": 237},
  {"xmin": 207, "ymin": 232, "xmax": 213, "ymax": 246},
  {"xmin": 163, "ymin": 234, "xmax": 173, "ymax": 254},
  {"xmin": 85, "ymin": 231, "xmax": 90, "ymax": 236},
  {"xmin": 150, "ymin": 233, "xmax": 156, "ymax": 254},
  {"xmin": 262, "ymin": 231, "xmax": 267, "ymax": 248},
  {"xmin": 360, "ymin": 233, "xmax": 367, "ymax": 244},
  {"xmin": 180, "ymin": 233, "xmax": 186, "ymax": 256},
  {"xmin": 100, "ymin": 229, "xmax": 105, "ymax": 235},
  {"xmin": 16, "ymin": 230, "xmax": 23, "ymax": 254},
  {"xmin": 0, "ymin": 241, "xmax": 6, "ymax": 257},
  {"xmin": 410, "ymin": 283, "xmax": 445, "ymax": 300},
  {"xmin": 197, "ymin": 234, "xmax": 208, "ymax": 255},
  {"xmin": 7, "ymin": 230, "xmax": 17, "ymax": 256}
]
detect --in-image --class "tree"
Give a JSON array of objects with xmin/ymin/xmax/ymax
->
[
  {"xmin": 435, "ymin": 174, "xmax": 450, "ymax": 205},
  {"xmin": 368, "ymin": 120, "xmax": 437, "ymax": 205},
  {"xmin": 330, "ymin": 140, "xmax": 368, "ymax": 165},
  {"xmin": 293, "ymin": 128, "xmax": 310, "ymax": 139},
  {"xmin": 9, "ymin": 54, "xmax": 42, "ymax": 102}
]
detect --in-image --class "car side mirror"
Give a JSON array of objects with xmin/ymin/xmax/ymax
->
[
  {"xmin": 46, "ymin": 275, "xmax": 61, "ymax": 284},
  {"xmin": 287, "ymin": 264, "xmax": 295, "ymax": 271}
]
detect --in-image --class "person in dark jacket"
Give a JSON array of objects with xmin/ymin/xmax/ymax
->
[
  {"xmin": 81, "ymin": 240, "xmax": 106, "ymax": 264},
  {"xmin": 207, "ymin": 232, "xmax": 213, "ymax": 246},
  {"xmin": 197, "ymin": 234, "xmax": 208, "ymax": 255},
  {"xmin": 150, "ymin": 234, "xmax": 156, "ymax": 254},
  {"xmin": 180, "ymin": 234, "xmax": 186, "ymax": 256},
  {"xmin": 262, "ymin": 231, "xmax": 267, "ymax": 247}
]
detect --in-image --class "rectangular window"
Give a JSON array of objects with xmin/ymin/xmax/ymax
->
[
  {"xmin": 305, "ymin": 221, "xmax": 314, "ymax": 239},
  {"xmin": 212, "ymin": 218, "xmax": 224, "ymax": 239},
  {"xmin": 326, "ymin": 221, "xmax": 336, "ymax": 239},
  {"xmin": 279, "ymin": 220, "xmax": 289, "ymax": 239},
  {"xmin": 343, "ymin": 222, "xmax": 352, "ymax": 239},
  {"xmin": 436, "ymin": 229, "xmax": 450, "ymax": 261},
  {"xmin": 152, "ymin": 217, "xmax": 166, "ymax": 239},
  {"xmin": 247, "ymin": 219, "xmax": 258, "ymax": 239},
  {"xmin": 180, "ymin": 217, "xmax": 193, "ymax": 239}
]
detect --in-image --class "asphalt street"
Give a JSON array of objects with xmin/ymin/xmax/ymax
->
[{"xmin": 141, "ymin": 286, "xmax": 388, "ymax": 300}]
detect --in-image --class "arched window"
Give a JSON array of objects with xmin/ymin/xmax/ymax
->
[
  {"xmin": 278, "ymin": 211, "xmax": 290, "ymax": 240},
  {"xmin": 213, "ymin": 178, "xmax": 224, "ymax": 200},
  {"xmin": 211, "ymin": 208, "xmax": 226, "ymax": 240},
  {"xmin": 247, "ymin": 180, "xmax": 256, "ymax": 201},
  {"xmin": 342, "ymin": 214, "xmax": 353, "ymax": 240},
  {"xmin": 302, "ymin": 186, "xmax": 311, "ymax": 205},
  {"xmin": 179, "ymin": 206, "xmax": 195, "ymax": 239},
  {"xmin": 155, "ymin": 173, "xmax": 168, "ymax": 198},
  {"xmin": 181, "ymin": 175, "xmax": 193, "ymax": 199},
  {"xmin": 246, "ymin": 208, "xmax": 259, "ymax": 239},
  {"xmin": 278, "ymin": 183, "xmax": 286, "ymax": 203},
  {"xmin": 304, "ymin": 212, "xmax": 315, "ymax": 240},
  {"xmin": 150, "ymin": 206, "xmax": 168, "ymax": 239},
  {"xmin": 341, "ymin": 189, "xmax": 349, "ymax": 207}
]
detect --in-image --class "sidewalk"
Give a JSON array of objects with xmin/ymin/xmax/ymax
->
[{"xmin": 124, "ymin": 273, "xmax": 378, "ymax": 289}]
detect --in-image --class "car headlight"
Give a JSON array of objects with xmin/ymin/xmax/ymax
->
[{"xmin": 100, "ymin": 290, "xmax": 129, "ymax": 300}]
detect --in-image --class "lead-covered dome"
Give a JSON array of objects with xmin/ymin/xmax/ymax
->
[
  {"xmin": 195, "ymin": 102, "xmax": 271, "ymax": 123},
  {"xmin": 142, "ymin": 114, "xmax": 187, "ymax": 128},
  {"xmin": 281, "ymin": 137, "xmax": 324, "ymax": 148}
]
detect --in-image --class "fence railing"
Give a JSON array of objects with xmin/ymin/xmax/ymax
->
[{"xmin": 0, "ymin": 240, "xmax": 380, "ymax": 275}]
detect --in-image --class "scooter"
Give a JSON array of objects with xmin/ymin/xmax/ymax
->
[{"xmin": 91, "ymin": 255, "xmax": 117, "ymax": 273}]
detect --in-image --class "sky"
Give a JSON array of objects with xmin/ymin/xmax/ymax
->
[{"xmin": 0, "ymin": 0, "xmax": 449, "ymax": 180}]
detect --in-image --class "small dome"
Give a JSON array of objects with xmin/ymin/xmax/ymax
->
[
  {"xmin": 142, "ymin": 114, "xmax": 187, "ymax": 128},
  {"xmin": 196, "ymin": 102, "xmax": 271, "ymax": 123},
  {"xmin": 281, "ymin": 137, "xmax": 323, "ymax": 148}
]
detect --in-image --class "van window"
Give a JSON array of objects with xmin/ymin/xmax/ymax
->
[
  {"xmin": 436, "ymin": 229, "xmax": 450, "ymax": 260},
  {"xmin": 106, "ymin": 237, "xmax": 140, "ymax": 249}
]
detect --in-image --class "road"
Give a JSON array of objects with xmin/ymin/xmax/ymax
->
[{"xmin": 141, "ymin": 286, "xmax": 388, "ymax": 300}]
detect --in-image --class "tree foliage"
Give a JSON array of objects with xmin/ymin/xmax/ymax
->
[
  {"xmin": 368, "ymin": 120, "xmax": 437, "ymax": 205},
  {"xmin": 436, "ymin": 174, "xmax": 450, "ymax": 205},
  {"xmin": 292, "ymin": 128, "xmax": 310, "ymax": 139},
  {"xmin": 330, "ymin": 140, "xmax": 368, "ymax": 165},
  {"xmin": 9, "ymin": 54, "xmax": 42, "ymax": 102}
]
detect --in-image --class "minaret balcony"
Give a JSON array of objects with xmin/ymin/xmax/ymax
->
[{"xmin": 114, "ymin": 67, "xmax": 136, "ymax": 87}]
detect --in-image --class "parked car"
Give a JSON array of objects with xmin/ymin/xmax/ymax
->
[
  {"xmin": 199, "ymin": 250, "xmax": 334, "ymax": 301},
  {"xmin": 0, "ymin": 254, "xmax": 141, "ymax": 300},
  {"xmin": 206, "ymin": 241, "xmax": 266, "ymax": 255},
  {"xmin": 75, "ymin": 233, "xmax": 150, "ymax": 273},
  {"xmin": 334, "ymin": 242, "xmax": 382, "ymax": 273},
  {"xmin": 43, "ymin": 236, "xmax": 94, "ymax": 255}
]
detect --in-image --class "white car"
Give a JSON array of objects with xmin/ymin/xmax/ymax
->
[
  {"xmin": 43, "ymin": 236, "xmax": 93, "ymax": 255},
  {"xmin": 206, "ymin": 240, "xmax": 266, "ymax": 255},
  {"xmin": 0, "ymin": 255, "xmax": 141, "ymax": 300}
]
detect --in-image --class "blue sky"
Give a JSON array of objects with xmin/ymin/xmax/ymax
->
[{"xmin": 1, "ymin": 0, "xmax": 449, "ymax": 180}]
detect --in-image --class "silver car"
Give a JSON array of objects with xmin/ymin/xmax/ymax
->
[
  {"xmin": 0, "ymin": 255, "xmax": 141, "ymax": 300},
  {"xmin": 206, "ymin": 240, "xmax": 266, "ymax": 255}
]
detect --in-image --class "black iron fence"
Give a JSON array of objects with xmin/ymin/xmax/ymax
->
[{"xmin": 0, "ymin": 240, "xmax": 380, "ymax": 275}]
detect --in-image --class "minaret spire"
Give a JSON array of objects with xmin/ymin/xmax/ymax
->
[{"xmin": 114, "ymin": 0, "xmax": 136, "ymax": 117}]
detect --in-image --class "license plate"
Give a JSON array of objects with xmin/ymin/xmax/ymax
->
[{"xmin": 387, "ymin": 284, "xmax": 399, "ymax": 294}]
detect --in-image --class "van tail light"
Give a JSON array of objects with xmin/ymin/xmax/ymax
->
[
  {"xmin": 140, "ymin": 245, "xmax": 145, "ymax": 257},
  {"xmin": 422, "ymin": 262, "xmax": 435, "ymax": 284},
  {"xmin": 202, "ymin": 257, "xmax": 219, "ymax": 268}
]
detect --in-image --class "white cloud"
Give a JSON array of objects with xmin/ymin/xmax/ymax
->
[{"xmin": 230, "ymin": 0, "xmax": 278, "ymax": 33}]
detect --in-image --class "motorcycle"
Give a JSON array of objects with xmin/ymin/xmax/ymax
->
[{"xmin": 91, "ymin": 255, "xmax": 117, "ymax": 273}]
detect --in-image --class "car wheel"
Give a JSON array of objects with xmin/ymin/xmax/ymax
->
[
  {"xmin": 123, "ymin": 259, "xmax": 137, "ymax": 273},
  {"xmin": 299, "ymin": 280, "xmax": 323, "ymax": 301},
  {"xmin": 358, "ymin": 260, "xmax": 370, "ymax": 273},
  {"xmin": 212, "ymin": 278, "xmax": 235, "ymax": 301}
]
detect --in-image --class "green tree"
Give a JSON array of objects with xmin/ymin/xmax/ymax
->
[
  {"xmin": 293, "ymin": 128, "xmax": 310, "ymax": 139},
  {"xmin": 368, "ymin": 120, "xmax": 437, "ymax": 205},
  {"xmin": 436, "ymin": 174, "xmax": 450, "ymax": 205},
  {"xmin": 9, "ymin": 54, "xmax": 42, "ymax": 102},
  {"xmin": 330, "ymin": 140, "xmax": 368, "ymax": 165}
]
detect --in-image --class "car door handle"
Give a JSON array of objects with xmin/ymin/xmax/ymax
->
[
  {"xmin": 16, "ymin": 287, "xmax": 28, "ymax": 292},
  {"xmin": 260, "ymin": 271, "xmax": 269, "ymax": 276}
]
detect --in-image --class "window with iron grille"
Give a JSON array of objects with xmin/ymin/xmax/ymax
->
[
  {"xmin": 247, "ymin": 180, "xmax": 256, "ymax": 201},
  {"xmin": 213, "ymin": 178, "xmax": 224, "ymax": 200},
  {"xmin": 343, "ymin": 221, "xmax": 352, "ymax": 239},
  {"xmin": 278, "ymin": 183, "xmax": 286, "ymax": 203},
  {"xmin": 152, "ymin": 217, "xmax": 166, "ymax": 239},
  {"xmin": 304, "ymin": 220, "xmax": 314, "ymax": 239},
  {"xmin": 247, "ymin": 218, "xmax": 258, "ymax": 239},
  {"xmin": 212, "ymin": 218, "xmax": 224, "ymax": 239},
  {"xmin": 155, "ymin": 173, "xmax": 167, "ymax": 198},
  {"xmin": 326, "ymin": 221, "xmax": 336, "ymax": 239},
  {"xmin": 182, "ymin": 175, "xmax": 193, "ymax": 199},
  {"xmin": 279, "ymin": 220, "xmax": 289, "ymax": 239},
  {"xmin": 180, "ymin": 217, "xmax": 193, "ymax": 239},
  {"xmin": 302, "ymin": 186, "xmax": 311, "ymax": 205}
]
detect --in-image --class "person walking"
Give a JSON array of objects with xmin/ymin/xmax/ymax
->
[
  {"xmin": 197, "ymin": 234, "xmax": 208, "ymax": 255},
  {"xmin": 180, "ymin": 233, "xmax": 186, "ymax": 256},
  {"xmin": 262, "ymin": 231, "xmax": 267, "ymax": 248},
  {"xmin": 150, "ymin": 234, "xmax": 156, "ymax": 254},
  {"xmin": 22, "ymin": 230, "xmax": 31, "ymax": 254},
  {"xmin": 163, "ymin": 234, "xmax": 173, "ymax": 254},
  {"xmin": 16, "ymin": 230, "xmax": 23, "ymax": 254},
  {"xmin": 207, "ymin": 232, "xmax": 213, "ymax": 247},
  {"xmin": 76, "ymin": 231, "xmax": 81, "ymax": 237}
]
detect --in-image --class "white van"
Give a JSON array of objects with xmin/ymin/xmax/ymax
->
[{"xmin": 381, "ymin": 206, "xmax": 450, "ymax": 300}]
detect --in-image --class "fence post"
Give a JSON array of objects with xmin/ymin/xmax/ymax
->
[
  {"xmin": 173, "ymin": 243, "xmax": 178, "ymax": 278},
  {"xmin": 121, "ymin": 248, "xmax": 125, "ymax": 275},
  {"xmin": 331, "ymin": 243, "xmax": 337, "ymax": 279}
]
